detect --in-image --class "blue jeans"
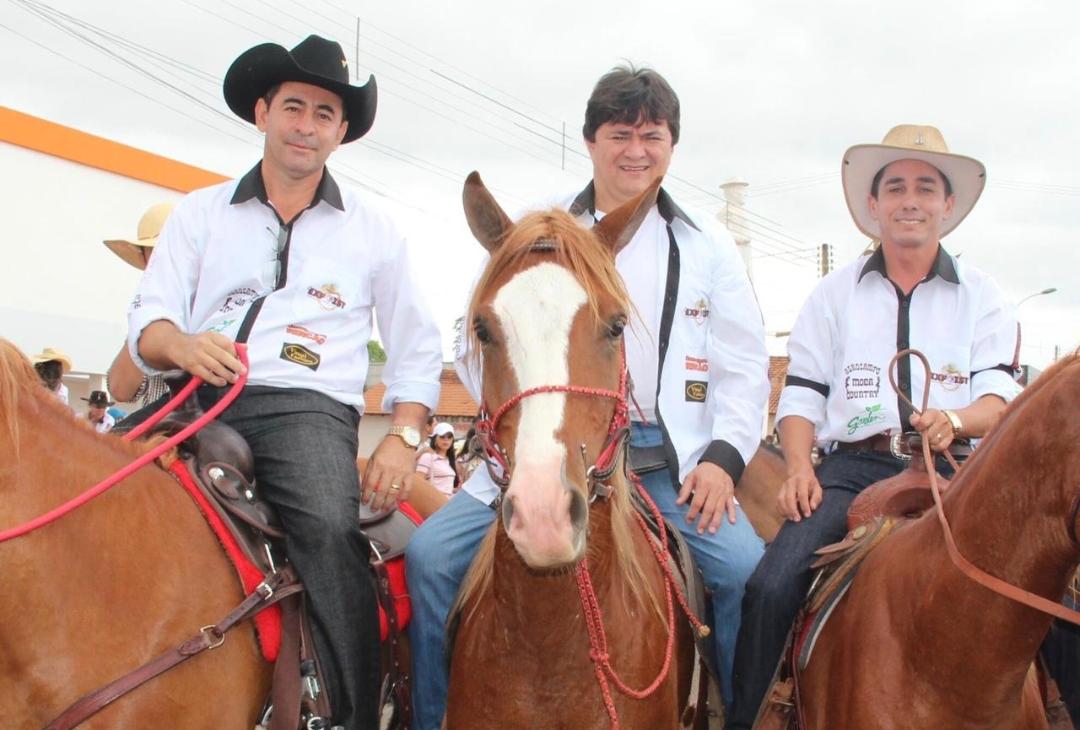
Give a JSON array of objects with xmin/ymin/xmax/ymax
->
[
  {"xmin": 630, "ymin": 422, "xmax": 765, "ymax": 709},
  {"xmin": 728, "ymin": 450, "xmax": 957, "ymax": 729},
  {"xmin": 406, "ymin": 489, "xmax": 497, "ymax": 730}
]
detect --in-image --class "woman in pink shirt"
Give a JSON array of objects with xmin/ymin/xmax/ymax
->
[{"xmin": 415, "ymin": 422, "xmax": 459, "ymax": 495}]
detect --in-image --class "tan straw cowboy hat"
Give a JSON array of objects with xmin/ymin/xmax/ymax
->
[
  {"xmin": 30, "ymin": 347, "xmax": 73, "ymax": 374},
  {"xmin": 103, "ymin": 202, "xmax": 174, "ymax": 271},
  {"xmin": 842, "ymin": 124, "xmax": 986, "ymax": 240}
]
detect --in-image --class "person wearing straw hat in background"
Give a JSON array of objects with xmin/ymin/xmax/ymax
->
[
  {"xmin": 728, "ymin": 125, "xmax": 1022, "ymax": 727},
  {"xmin": 104, "ymin": 203, "xmax": 174, "ymax": 413},
  {"xmin": 126, "ymin": 34, "xmax": 442, "ymax": 729},
  {"xmin": 30, "ymin": 347, "xmax": 73, "ymax": 406}
]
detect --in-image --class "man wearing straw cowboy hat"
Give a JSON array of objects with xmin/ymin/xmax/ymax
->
[
  {"xmin": 104, "ymin": 203, "xmax": 173, "ymax": 410},
  {"xmin": 30, "ymin": 346, "xmax": 73, "ymax": 406},
  {"xmin": 127, "ymin": 34, "xmax": 442, "ymax": 729},
  {"xmin": 729, "ymin": 125, "xmax": 1022, "ymax": 727}
]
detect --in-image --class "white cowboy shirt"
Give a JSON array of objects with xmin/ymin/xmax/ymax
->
[
  {"xmin": 128, "ymin": 164, "xmax": 442, "ymax": 412},
  {"xmin": 777, "ymin": 245, "xmax": 1021, "ymax": 449}
]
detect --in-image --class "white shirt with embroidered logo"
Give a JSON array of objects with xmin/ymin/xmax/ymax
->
[
  {"xmin": 127, "ymin": 165, "xmax": 442, "ymax": 412},
  {"xmin": 777, "ymin": 246, "xmax": 1021, "ymax": 449}
]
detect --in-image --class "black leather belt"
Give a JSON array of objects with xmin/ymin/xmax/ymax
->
[
  {"xmin": 628, "ymin": 444, "xmax": 668, "ymax": 474},
  {"xmin": 833, "ymin": 432, "xmax": 972, "ymax": 460}
]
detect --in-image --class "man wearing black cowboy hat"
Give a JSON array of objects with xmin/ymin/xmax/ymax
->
[
  {"xmin": 127, "ymin": 35, "xmax": 442, "ymax": 729},
  {"xmin": 81, "ymin": 390, "xmax": 116, "ymax": 433}
]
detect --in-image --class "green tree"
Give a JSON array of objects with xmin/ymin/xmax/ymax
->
[{"xmin": 367, "ymin": 339, "xmax": 387, "ymax": 364}]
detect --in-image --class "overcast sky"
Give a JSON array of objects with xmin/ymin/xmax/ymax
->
[{"xmin": 2, "ymin": 0, "xmax": 1076, "ymax": 367}]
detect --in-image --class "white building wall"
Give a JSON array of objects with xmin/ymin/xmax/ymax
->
[{"xmin": 1, "ymin": 141, "xmax": 184, "ymax": 375}]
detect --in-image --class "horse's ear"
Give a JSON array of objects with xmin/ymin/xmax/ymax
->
[
  {"xmin": 592, "ymin": 177, "xmax": 662, "ymax": 254},
  {"xmin": 463, "ymin": 171, "xmax": 513, "ymax": 253}
]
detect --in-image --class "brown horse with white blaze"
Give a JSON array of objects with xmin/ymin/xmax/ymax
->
[
  {"xmin": 444, "ymin": 173, "xmax": 703, "ymax": 729},
  {"xmin": 798, "ymin": 353, "xmax": 1080, "ymax": 728},
  {"xmin": 0, "ymin": 338, "xmax": 269, "ymax": 728}
]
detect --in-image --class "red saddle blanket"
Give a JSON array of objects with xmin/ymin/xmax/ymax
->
[{"xmin": 169, "ymin": 461, "xmax": 417, "ymax": 662}]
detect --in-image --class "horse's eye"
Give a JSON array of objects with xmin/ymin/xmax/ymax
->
[
  {"xmin": 607, "ymin": 317, "xmax": 626, "ymax": 339},
  {"xmin": 474, "ymin": 318, "xmax": 492, "ymax": 345}
]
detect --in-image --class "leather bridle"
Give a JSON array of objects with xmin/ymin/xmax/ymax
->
[{"xmin": 473, "ymin": 353, "xmax": 631, "ymax": 503}]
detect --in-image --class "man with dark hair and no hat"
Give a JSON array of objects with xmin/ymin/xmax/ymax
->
[
  {"xmin": 405, "ymin": 64, "xmax": 770, "ymax": 727},
  {"xmin": 728, "ymin": 126, "xmax": 1022, "ymax": 727},
  {"xmin": 127, "ymin": 35, "xmax": 442, "ymax": 729}
]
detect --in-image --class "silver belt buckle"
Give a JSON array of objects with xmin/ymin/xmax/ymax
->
[{"xmin": 889, "ymin": 432, "xmax": 912, "ymax": 461}]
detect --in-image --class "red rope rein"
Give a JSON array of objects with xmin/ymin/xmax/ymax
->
[
  {"xmin": 476, "ymin": 353, "xmax": 705, "ymax": 727},
  {"xmin": 0, "ymin": 346, "xmax": 249, "ymax": 544}
]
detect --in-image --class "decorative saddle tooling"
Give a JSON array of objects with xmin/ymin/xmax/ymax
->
[{"xmin": 166, "ymin": 415, "xmax": 421, "ymax": 652}]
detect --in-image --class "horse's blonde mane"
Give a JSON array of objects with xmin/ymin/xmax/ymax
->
[{"xmin": 454, "ymin": 465, "xmax": 667, "ymax": 627}]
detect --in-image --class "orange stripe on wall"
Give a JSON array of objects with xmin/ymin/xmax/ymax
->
[{"xmin": 0, "ymin": 106, "xmax": 229, "ymax": 193}]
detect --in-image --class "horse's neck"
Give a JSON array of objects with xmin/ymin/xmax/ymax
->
[
  {"xmin": 907, "ymin": 449, "xmax": 1078, "ymax": 668},
  {"xmin": 491, "ymin": 500, "xmax": 624, "ymax": 628}
]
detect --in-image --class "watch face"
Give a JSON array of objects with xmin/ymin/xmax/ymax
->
[{"xmin": 402, "ymin": 427, "xmax": 420, "ymax": 448}]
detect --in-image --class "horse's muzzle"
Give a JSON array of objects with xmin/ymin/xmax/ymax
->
[{"xmin": 501, "ymin": 471, "xmax": 588, "ymax": 570}]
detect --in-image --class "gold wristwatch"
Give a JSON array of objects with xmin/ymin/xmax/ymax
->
[
  {"xmin": 942, "ymin": 409, "xmax": 963, "ymax": 439},
  {"xmin": 388, "ymin": 425, "xmax": 421, "ymax": 448}
]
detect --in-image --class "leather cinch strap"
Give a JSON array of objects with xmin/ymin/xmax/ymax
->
[{"xmin": 45, "ymin": 567, "xmax": 303, "ymax": 730}]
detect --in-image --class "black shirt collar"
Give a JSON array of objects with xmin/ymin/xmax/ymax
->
[
  {"xmin": 229, "ymin": 163, "xmax": 345, "ymax": 212},
  {"xmin": 858, "ymin": 243, "xmax": 959, "ymax": 284},
  {"xmin": 568, "ymin": 180, "xmax": 700, "ymax": 231}
]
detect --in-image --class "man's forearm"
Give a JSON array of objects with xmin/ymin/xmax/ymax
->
[
  {"xmin": 137, "ymin": 320, "xmax": 185, "ymax": 371},
  {"xmin": 778, "ymin": 415, "xmax": 816, "ymax": 472},
  {"xmin": 953, "ymin": 394, "xmax": 1008, "ymax": 439},
  {"xmin": 390, "ymin": 402, "xmax": 430, "ymax": 431}
]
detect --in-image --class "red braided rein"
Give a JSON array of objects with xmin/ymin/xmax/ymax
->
[{"xmin": 475, "ymin": 355, "xmax": 705, "ymax": 726}]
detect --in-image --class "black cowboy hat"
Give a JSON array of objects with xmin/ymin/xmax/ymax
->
[
  {"xmin": 81, "ymin": 390, "xmax": 115, "ymax": 408},
  {"xmin": 223, "ymin": 35, "xmax": 377, "ymax": 143}
]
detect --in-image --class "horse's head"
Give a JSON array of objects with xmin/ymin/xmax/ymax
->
[{"xmin": 462, "ymin": 172, "xmax": 657, "ymax": 570}]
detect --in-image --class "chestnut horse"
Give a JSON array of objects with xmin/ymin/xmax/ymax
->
[
  {"xmin": 0, "ymin": 338, "xmax": 270, "ymax": 728},
  {"xmin": 0, "ymin": 339, "xmax": 440, "ymax": 728},
  {"xmin": 445, "ymin": 174, "xmax": 703, "ymax": 729},
  {"xmin": 798, "ymin": 353, "xmax": 1080, "ymax": 728}
]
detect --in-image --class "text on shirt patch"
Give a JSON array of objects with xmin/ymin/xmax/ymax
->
[
  {"xmin": 286, "ymin": 324, "xmax": 328, "ymax": 345},
  {"xmin": 931, "ymin": 363, "xmax": 969, "ymax": 391},
  {"xmin": 843, "ymin": 362, "xmax": 881, "ymax": 400},
  {"xmin": 685, "ymin": 380, "xmax": 708, "ymax": 402},
  {"xmin": 130, "ymin": 294, "xmax": 142, "ymax": 310},
  {"xmin": 685, "ymin": 356, "xmax": 709, "ymax": 372},
  {"xmin": 683, "ymin": 298, "xmax": 710, "ymax": 325},
  {"xmin": 219, "ymin": 287, "xmax": 258, "ymax": 314},
  {"xmin": 307, "ymin": 284, "xmax": 346, "ymax": 310},
  {"xmin": 280, "ymin": 342, "xmax": 321, "ymax": 371},
  {"xmin": 847, "ymin": 403, "xmax": 886, "ymax": 435}
]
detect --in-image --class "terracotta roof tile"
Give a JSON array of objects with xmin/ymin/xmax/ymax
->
[
  {"xmin": 364, "ymin": 367, "xmax": 479, "ymax": 418},
  {"xmin": 768, "ymin": 356, "xmax": 789, "ymax": 414}
]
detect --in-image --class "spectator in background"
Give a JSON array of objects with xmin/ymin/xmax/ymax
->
[
  {"xmin": 82, "ymin": 390, "xmax": 116, "ymax": 433},
  {"xmin": 415, "ymin": 422, "xmax": 458, "ymax": 495},
  {"xmin": 454, "ymin": 420, "xmax": 483, "ymax": 483},
  {"xmin": 30, "ymin": 347, "xmax": 73, "ymax": 407},
  {"xmin": 104, "ymin": 203, "xmax": 174, "ymax": 414}
]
